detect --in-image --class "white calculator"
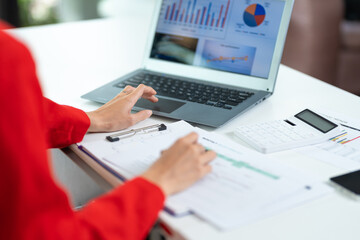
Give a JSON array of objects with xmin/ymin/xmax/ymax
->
[{"xmin": 234, "ymin": 109, "xmax": 341, "ymax": 154}]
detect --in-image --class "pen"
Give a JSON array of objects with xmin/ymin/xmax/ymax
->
[
  {"xmin": 340, "ymin": 124, "xmax": 360, "ymax": 132},
  {"xmin": 106, "ymin": 124, "xmax": 167, "ymax": 142}
]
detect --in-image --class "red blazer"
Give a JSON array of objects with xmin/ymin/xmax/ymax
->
[{"xmin": 0, "ymin": 23, "xmax": 165, "ymax": 240}]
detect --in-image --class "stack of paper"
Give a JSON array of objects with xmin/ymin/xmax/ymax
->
[{"xmin": 80, "ymin": 121, "xmax": 331, "ymax": 230}]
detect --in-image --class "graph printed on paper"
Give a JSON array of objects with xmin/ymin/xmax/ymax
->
[{"xmin": 319, "ymin": 128, "xmax": 360, "ymax": 163}]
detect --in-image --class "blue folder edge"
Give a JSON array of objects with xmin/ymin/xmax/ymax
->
[{"xmin": 77, "ymin": 144, "xmax": 192, "ymax": 218}]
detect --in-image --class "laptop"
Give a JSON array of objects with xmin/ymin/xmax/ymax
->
[{"xmin": 82, "ymin": 0, "xmax": 294, "ymax": 128}]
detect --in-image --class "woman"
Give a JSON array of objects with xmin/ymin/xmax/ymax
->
[{"xmin": 0, "ymin": 22, "xmax": 216, "ymax": 240}]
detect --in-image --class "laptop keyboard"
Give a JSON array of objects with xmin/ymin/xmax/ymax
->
[{"xmin": 115, "ymin": 72, "xmax": 254, "ymax": 110}]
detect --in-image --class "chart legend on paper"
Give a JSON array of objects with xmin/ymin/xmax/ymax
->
[
  {"xmin": 298, "ymin": 122, "xmax": 360, "ymax": 170},
  {"xmin": 243, "ymin": 3, "xmax": 266, "ymax": 27},
  {"xmin": 330, "ymin": 131, "xmax": 360, "ymax": 145}
]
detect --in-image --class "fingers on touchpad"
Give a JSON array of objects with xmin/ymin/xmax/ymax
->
[{"xmin": 135, "ymin": 98, "xmax": 185, "ymax": 114}]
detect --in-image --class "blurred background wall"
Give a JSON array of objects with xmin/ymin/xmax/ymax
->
[
  {"xmin": 282, "ymin": 0, "xmax": 360, "ymax": 95},
  {"xmin": 0, "ymin": 0, "xmax": 359, "ymax": 94}
]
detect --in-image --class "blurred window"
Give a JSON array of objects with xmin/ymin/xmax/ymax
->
[
  {"xmin": 18, "ymin": 0, "xmax": 59, "ymax": 26},
  {"xmin": 16, "ymin": 0, "xmax": 104, "ymax": 27}
]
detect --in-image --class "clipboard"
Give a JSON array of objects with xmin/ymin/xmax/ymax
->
[{"xmin": 71, "ymin": 123, "xmax": 192, "ymax": 217}]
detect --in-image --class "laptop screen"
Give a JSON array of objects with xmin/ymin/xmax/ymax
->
[{"xmin": 150, "ymin": 0, "xmax": 286, "ymax": 79}]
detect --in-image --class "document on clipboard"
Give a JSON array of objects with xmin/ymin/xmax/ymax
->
[
  {"xmin": 77, "ymin": 121, "xmax": 331, "ymax": 230},
  {"xmin": 76, "ymin": 120, "xmax": 193, "ymax": 216}
]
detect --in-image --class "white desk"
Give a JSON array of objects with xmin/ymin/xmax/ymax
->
[{"xmin": 11, "ymin": 2, "xmax": 360, "ymax": 239}]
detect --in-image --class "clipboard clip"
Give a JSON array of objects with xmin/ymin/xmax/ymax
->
[{"xmin": 106, "ymin": 123, "xmax": 167, "ymax": 142}]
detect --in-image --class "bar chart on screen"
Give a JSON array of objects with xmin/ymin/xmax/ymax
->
[{"xmin": 159, "ymin": 0, "xmax": 233, "ymax": 38}]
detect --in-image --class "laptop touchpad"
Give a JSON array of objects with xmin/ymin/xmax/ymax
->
[{"xmin": 135, "ymin": 98, "xmax": 185, "ymax": 114}]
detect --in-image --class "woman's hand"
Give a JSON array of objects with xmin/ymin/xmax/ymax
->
[
  {"xmin": 142, "ymin": 133, "xmax": 217, "ymax": 196},
  {"xmin": 86, "ymin": 84, "xmax": 158, "ymax": 132}
]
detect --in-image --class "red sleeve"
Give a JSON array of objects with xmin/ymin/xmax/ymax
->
[
  {"xmin": 0, "ymin": 21, "xmax": 11, "ymax": 29},
  {"xmin": 0, "ymin": 26, "xmax": 165, "ymax": 240},
  {"xmin": 43, "ymin": 98, "xmax": 90, "ymax": 148},
  {"xmin": 77, "ymin": 178, "xmax": 165, "ymax": 239}
]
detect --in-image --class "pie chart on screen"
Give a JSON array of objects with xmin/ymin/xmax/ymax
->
[{"xmin": 243, "ymin": 4, "xmax": 266, "ymax": 27}]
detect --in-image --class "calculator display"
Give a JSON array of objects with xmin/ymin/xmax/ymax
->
[{"xmin": 295, "ymin": 109, "xmax": 337, "ymax": 133}]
